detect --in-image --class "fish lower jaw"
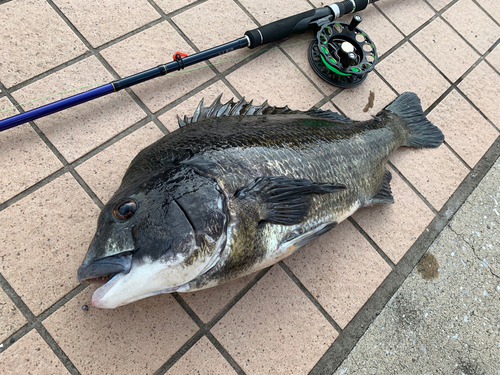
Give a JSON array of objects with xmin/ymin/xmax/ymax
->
[{"xmin": 91, "ymin": 273, "xmax": 125, "ymax": 308}]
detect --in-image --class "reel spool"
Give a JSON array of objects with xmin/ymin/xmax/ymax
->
[{"xmin": 308, "ymin": 15, "xmax": 378, "ymax": 88}]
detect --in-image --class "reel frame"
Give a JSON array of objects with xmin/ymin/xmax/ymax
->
[{"xmin": 308, "ymin": 15, "xmax": 378, "ymax": 88}]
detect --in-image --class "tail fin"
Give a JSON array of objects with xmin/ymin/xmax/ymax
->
[{"xmin": 384, "ymin": 92, "xmax": 444, "ymax": 148}]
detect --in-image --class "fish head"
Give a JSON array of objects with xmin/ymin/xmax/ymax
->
[{"xmin": 77, "ymin": 167, "xmax": 228, "ymax": 309}]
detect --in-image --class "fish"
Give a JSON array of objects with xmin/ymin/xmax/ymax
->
[{"xmin": 77, "ymin": 92, "xmax": 444, "ymax": 309}]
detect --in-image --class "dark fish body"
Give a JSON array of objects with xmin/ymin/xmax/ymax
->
[{"xmin": 77, "ymin": 92, "xmax": 444, "ymax": 308}]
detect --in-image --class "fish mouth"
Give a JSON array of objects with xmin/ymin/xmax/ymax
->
[{"xmin": 77, "ymin": 252, "xmax": 133, "ymax": 285}]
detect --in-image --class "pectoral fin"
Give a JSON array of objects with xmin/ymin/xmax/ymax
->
[{"xmin": 235, "ymin": 176, "xmax": 346, "ymax": 226}]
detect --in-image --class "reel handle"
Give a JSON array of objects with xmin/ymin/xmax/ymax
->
[{"xmin": 244, "ymin": 0, "xmax": 372, "ymax": 49}]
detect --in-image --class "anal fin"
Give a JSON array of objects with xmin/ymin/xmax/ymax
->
[
  {"xmin": 369, "ymin": 170, "xmax": 394, "ymax": 205},
  {"xmin": 280, "ymin": 222, "xmax": 337, "ymax": 251}
]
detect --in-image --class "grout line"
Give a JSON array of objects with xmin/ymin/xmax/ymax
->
[
  {"xmin": 35, "ymin": 324, "xmax": 82, "ymax": 375},
  {"xmin": 279, "ymin": 262, "xmax": 343, "ymax": 333},
  {"xmin": 232, "ymin": 0, "xmax": 261, "ymax": 27},
  {"xmin": 470, "ymin": 0, "xmax": 500, "ymax": 28},
  {"xmin": 387, "ymin": 161, "xmax": 439, "ymax": 215},
  {"xmin": 205, "ymin": 332, "xmax": 246, "ymax": 375},
  {"xmin": 348, "ymin": 218, "xmax": 396, "ymax": 269}
]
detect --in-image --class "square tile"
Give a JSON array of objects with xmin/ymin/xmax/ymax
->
[
  {"xmin": 101, "ymin": 22, "xmax": 215, "ymax": 113},
  {"xmin": 238, "ymin": 0, "xmax": 312, "ymax": 25},
  {"xmin": 375, "ymin": 42, "xmax": 450, "ymax": 110},
  {"xmin": 0, "ymin": 330, "xmax": 70, "ymax": 375},
  {"xmin": 158, "ymin": 81, "xmax": 236, "ymax": 132},
  {"xmin": 411, "ymin": 17, "xmax": 479, "ymax": 82},
  {"xmin": 166, "ymin": 336, "xmax": 237, "ymax": 375},
  {"xmin": 486, "ymin": 44, "xmax": 500, "ymax": 72},
  {"xmin": 353, "ymin": 166, "xmax": 435, "ymax": 263},
  {"xmin": 332, "ymin": 73, "xmax": 397, "ymax": 121},
  {"xmin": 181, "ymin": 275, "xmax": 253, "ymax": 323},
  {"xmin": 427, "ymin": 90, "xmax": 499, "ymax": 168},
  {"xmin": 390, "ymin": 144, "xmax": 469, "ymax": 211},
  {"xmin": 226, "ymin": 48, "xmax": 324, "ymax": 110},
  {"xmin": 376, "ymin": 0, "xmax": 436, "ymax": 36},
  {"xmin": 0, "ymin": 173, "xmax": 100, "ymax": 316},
  {"xmin": 285, "ymin": 221, "xmax": 392, "ymax": 328},
  {"xmin": 476, "ymin": 0, "xmax": 500, "ymax": 21},
  {"xmin": 154, "ymin": 0, "xmax": 198, "ymax": 15},
  {"xmin": 75, "ymin": 123, "xmax": 164, "ymax": 203},
  {"xmin": 44, "ymin": 288, "xmax": 198, "ymax": 375},
  {"xmin": 172, "ymin": 0, "xmax": 258, "ymax": 72},
  {"xmin": 350, "ymin": 4, "xmax": 404, "ymax": 57},
  {"xmin": 212, "ymin": 265, "xmax": 338, "ymax": 374},
  {"xmin": 0, "ymin": 288, "xmax": 27, "ymax": 342},
  {"xmin": 443, "ymin": 0, "xmax": 500, "ymax": 54},
  {"xmin": 0, "ymin": 0, "xmax": 87, "ymax": 88},
  {"xmin": 54, "ymin": 0, "xmax": 160, "ymax": 47},
  {"xmin": 0, "ymin": 98, "xmax": 63, "ymax": 204},
  {"xmin": 12, "ymin": 56, "xmax": 146, "ymax": 163},
  {"xmin": 459, "ymin": 61, "xmax": 500, "ymax": 128}
]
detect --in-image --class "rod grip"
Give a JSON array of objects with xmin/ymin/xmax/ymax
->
[
  {"xmin": 336, "ymin": 0, "xmax": 369, "ymax": 17},
  {"xmin": 245, "ymin": 7, "xmax": 332, "ymax": 48}
]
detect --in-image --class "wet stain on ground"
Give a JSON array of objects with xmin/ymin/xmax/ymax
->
[
  {"xmin": 363, "ymin": 90, "xmax": 375, "ymax": 112},
  {"xmin": 417, "ymin": 253, "xmax": 439, "ymax": 280}
]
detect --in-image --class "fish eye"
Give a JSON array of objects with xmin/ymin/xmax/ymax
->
[{"xmin": 112, "ymin": 199, "xmax": 137, "ymax": 221}]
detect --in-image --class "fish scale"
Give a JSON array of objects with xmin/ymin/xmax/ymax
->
[{"xmin": 77, "ymin": 92, "xmax": 444, "ymax": 309}]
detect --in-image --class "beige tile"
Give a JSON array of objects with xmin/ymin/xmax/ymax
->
[
  {"xmin": 172, "ymin": 0, "xmax": 257, "ymax": 72},
  {"xmin": 427, "ymin": 90, "xmax": 499, "ymax": 168},
  {"xmin": 0, "ymin": 288, "xmax": 27, "ymax": 342},
  {"xmin": 376, "ymin": 0, "xmax": 435, "ymax": 35},
  {"xmin": 0, "ymin": 173, "xmax": 99, "ymax": 316},
  {"xmin": 158, "ymin": 81, "xmax": 236, "ymax": 133},
  {"xmin": 0, "ymin": 330, "xmax": 70, "ymax": 375},
  {"xmin": 443, "ymin": 0, "xmax": 500, "ymax": 54},
  {"xmin": 44, "ymin": 288, "xmax": 198, "ymax": 375},
  {"xmin": 238, "ymin": 0, "xmax": 312, "ymax": 25},
  {"xmin": 155, "ymin": 0, "xmax": 198, "ymax": 14},
  {"xmin": 166, "ymin": 336, "xmax": 237, "ymax": 375},
  {"xmin": 101, "ymin": 22, "xmax": 214, "ymax": 113},
  {"xmin": 411, "ymin": 17, "xmax": 479, "ymax": 82},
  {"xmin": 477, "ymin": 0, "xmax": 500, "ymax": 21},
  {"xmin": 12, "ymin": 56, "xmax": 146, "ymax": 163},
  {"xmin": 76, "ymin": 123, "xmax": 164, "ymax": 203},
  {"xmin": 350, "ymin": 5, "xmax": 404, "ymax": 57},
  {"xmin": 281, "ymin": 33, "xmax": 339, "ymax": 96},
  {"xmin": 332, "ymin": 73, "xmax": 397, "ymax": 121},
  {"xmin": 390, "ymin": 144, "xmax": 469, "ymax": 211},
  {"xmin": 0, "ymin": 98, "xmax": 63, "ymax": 204},
  {"xmin": 181, "ymin": 275, "xmax": 254, "ymax": 323},
  {"xmin": 285, "ymin": 221, "xmax": 392, "ymax": 328},
  {"xmin": 426, "ymin": 0, "xmax": 453, "ymax": 11},
  {"xmin": 212, "ymin": 266, "xmax": 338, "ymax": 374},
  {"xmin": 226, "ymin": 48, "xmax": 324, "ymax": 111},
  {"xmin": 54, "ymin": 0, "xmax": 160, "ymax": 47},
  {"xmin": 486, "ymin": 44, "xmax": 500, "ymax": 72},
  {"xmin": 375, "ymin": 42, "xmax": 450, "ymax": 110},
  {"xmin": 459, "ymin": 61, "xmax": 500, "ymax": 128},
  {"xmin": 0, "ymin": 0, "xmax": 87, "ymax": 88},
  {"xmin": 353, "ymin": 166, "xmax": 435, "ymax": 263}
]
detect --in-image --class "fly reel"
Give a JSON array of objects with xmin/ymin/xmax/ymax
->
[{"xmin": 308, "ymin": 15, "xmax": 378, "ymax": 88}]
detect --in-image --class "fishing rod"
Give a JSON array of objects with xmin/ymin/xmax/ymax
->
[{"xmin": 0, "ymin": 0, "xmax": 379, "ymax": 132}]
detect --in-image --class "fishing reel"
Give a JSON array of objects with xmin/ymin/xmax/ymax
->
[{"xmin": 308, "ymin": 15, "xmax": 378, "ymax": 88}]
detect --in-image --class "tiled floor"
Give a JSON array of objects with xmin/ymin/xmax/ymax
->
[{"xmin": 0, "ymin": 0, "xmax": 499, "ymax": 374}]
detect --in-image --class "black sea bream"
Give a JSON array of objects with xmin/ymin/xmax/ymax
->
[{"xmin": 77, "ymin": 92, "xmax": 444, "ymax": 308}]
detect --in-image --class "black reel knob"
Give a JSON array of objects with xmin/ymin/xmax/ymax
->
[{"xmin": 308, "ymin": 15, "xmax": 378, "ymax": 88}]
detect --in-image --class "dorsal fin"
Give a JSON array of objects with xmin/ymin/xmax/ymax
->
[
  {"xmin": 305, "ymin": 109, "xmax": 353, "ymax": 122},
  {"xmin": 177, "ymin": 94, "xmax": 297, "ymax": 127}
]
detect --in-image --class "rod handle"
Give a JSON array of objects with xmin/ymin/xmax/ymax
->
[{"xmin": 244, "ymin": 7, "xmax": 331, "ymax": 49}]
